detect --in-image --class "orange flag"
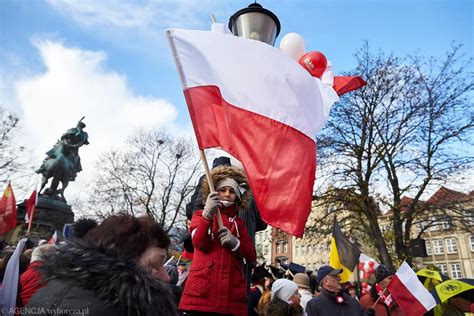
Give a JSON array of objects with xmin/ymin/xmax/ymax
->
[{"xmin": 0, "ymin": 183, "xmax": 17, "ymax": 235}]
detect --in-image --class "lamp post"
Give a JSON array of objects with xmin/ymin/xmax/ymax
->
[{"xmin": 228, "ymin": 2, "xmax": 281, "ymax": 46}]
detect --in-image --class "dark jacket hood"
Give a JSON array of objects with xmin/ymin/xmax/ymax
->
[
  {"xmin": 38, "ymin": 239, "xmax": 177, "ymax": 316},
  {"xmin": 201, "ymin": 165, "xmax": 252, "ymax": 211}
]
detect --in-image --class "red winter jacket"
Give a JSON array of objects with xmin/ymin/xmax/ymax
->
[
  {"xmin": 19, "ymin": 261, "xmax": 46, "ymax": 306},
  {"xmin": 179, "ymin": 207, "xmax": 256, "ymax": 316}
]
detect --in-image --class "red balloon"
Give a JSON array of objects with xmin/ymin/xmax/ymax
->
[
  {"xmin": 368, "ymin": 261, "xmax": 375, "ymax": 267},
  {"xmin": 298, "ymin": 51, "xmax": 327, "ymax": 79},
  {"xmin": 362, "ymin": 282, "xmax": 368, "ymax": 288}
]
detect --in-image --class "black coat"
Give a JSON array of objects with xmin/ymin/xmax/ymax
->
[
  {"xmin": 306, "ymin": 289, "xmax": 366, "ymax": 316},
  {"xmin": 23, "ymin": 240, "xmax": 177, "ymax": 316}
]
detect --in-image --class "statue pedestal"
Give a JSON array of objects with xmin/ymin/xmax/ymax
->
[{"xmin": 16, "ymin": 195, "xmax": 75, "ymax": 241}]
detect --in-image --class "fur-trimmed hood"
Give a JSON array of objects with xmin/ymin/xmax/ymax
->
[
  {"xmin": 38, "ymin": 239, "xmax": 177, "ymax": 316},
  {"xmin": 201, "ymin": 165, "xmax": 252, "ymax": 211}
]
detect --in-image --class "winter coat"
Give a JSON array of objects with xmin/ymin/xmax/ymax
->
[
  {"xmin": 19, "ymin": 261, "xmax": 45, "ymax": 306},
  {"xmin": 359, "ymin": 292, "xmax": 405, "ymax": 316},
  {"xmin": 23, "ymin": 240, "xmax": 177, "ymax": 316},
  {"xmin": 248, "ymin": 285, "xmax": 264, "ymax": 316},
  {"xmin": 179, "ymin": 166, "xmax": 257, "ymax": 316},
  {"xmin": 306, "ymin": 289, "xmax": 367, "ymax": 316}
]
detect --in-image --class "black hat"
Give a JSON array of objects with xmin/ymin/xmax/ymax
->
[
  {"xmin": 212, "ymin": 156, "xmax": 231, "ymax": 169},
  {"xmin": 252, "ymin": 265, "xmax": 271, "ymax": 282},
  {"xmin": 375, "ymin": 264, "xmax": 395, "ymax": 283},
  {"xmin": 289, "ymin": 262, "xmax": 306, "ymax": 274},
  {"xmin": 316, "ymin": 265, "xmax": 342, "ymax": 284}
]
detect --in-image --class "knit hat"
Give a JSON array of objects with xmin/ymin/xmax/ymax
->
[
  {"xmin": 294, "ymin": 273, "xmax": 310, "ymax": 289},
  {"xmin": 375, "ymin": 264, "xmax": 395, "ymax": 283},
  {"xmin": 271, "ymin": 279, "xmax": 298, "ymax": 303},
  {"xmin": 216, "ymin": 178, "xmax": 244, "ymax": 201}
]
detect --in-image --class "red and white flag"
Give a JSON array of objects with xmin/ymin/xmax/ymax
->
[
  {"xmin": 387, "ymin": 261, "xmax": 437, "ymax": 316},
  {"xmin": 0, "ymin": 182, "xmax": 17, "ymax": 235},
  {"xmin": 24, "ymin": 190, "xmax": 38, "ymax": 224},
  {"xmin": 167, "ymin": 26, "xmax": 338, "ymax": 237},
  {"xmin": 48, "ymin": 230, "xmax": 58, "ymax": 245}
]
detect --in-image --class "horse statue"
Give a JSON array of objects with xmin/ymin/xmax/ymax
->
[{"xmin": 36, "ymin": 118, "xmax": 89, "ymax": 201}]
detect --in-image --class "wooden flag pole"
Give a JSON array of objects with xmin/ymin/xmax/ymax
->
[
  {"xmin": 199, "ymin": 149, "xmax": 224, "ymax": 229},
  {"xmin": 371, "ymin": 287, "xmax": 387, "ymax": 309}
]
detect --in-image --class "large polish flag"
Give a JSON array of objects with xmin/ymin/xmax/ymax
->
[
  {"xmin": 387, "ymin": 261, "xmax": 437, "ymax": 316},
  {"xmin": 167, "ymin": 27, "xmax": 338, "ymax": 237}
]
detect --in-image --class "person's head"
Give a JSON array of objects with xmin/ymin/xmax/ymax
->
[
  {"xmin": 342, "ymin": 282, "xmax": 357, "ymax": 298},
  {"xmin": 202, "ymin": 166, "xmax": 251, "ymax": 211},
  {"xmin": 31, "ymin": 244, "xmax": 55, "ymax": 263},
  {"xmin": 375, "ymin": 264, "xmax": 395, "ymax": 289},
  {"xmin": 84, "ymin": 214, "xmax": 171, "ymax": 282},
  {"xmin": 271, "ymin": 279, "xmax": 301, "ymax": 305},
  {"xmin": 72, "ymin": 218, "xmax": 98, "ymax": 239},
  {"xmin": 177, "ymin": 262, "xmax": 187, "ymax": 273},
  {"xmin": 317, "ymin": 265, "xmax": 342, "ymax": 293},
  {"xmin": 294, "ymin": 273, "xmax": 310, "ymax": 290},
  {"xmin": 252, "ymin": 265, "xmax": 272, "ymax": 286}
]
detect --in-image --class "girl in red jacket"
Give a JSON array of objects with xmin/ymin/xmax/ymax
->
[{"xmin": 179, "ymin": 166, "xmax": 257, "ymax": 316}]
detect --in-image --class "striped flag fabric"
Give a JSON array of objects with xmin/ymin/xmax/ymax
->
[
  {"xmin": 24, "ymin": 190, "xmax": 37, "ymax": 224},
  {"xmin": 387, "ymin": 261, "xmax": 437, "ymax": 316},
  {"xmin": 48, "ymin": 230, "xmax": 58, "ymax": 245},
  {"xmin": 329, "ymin": 219, "xmax": 361, "ymax": 282},
  {"xmin": 0, "ymin": 183, "xmax": 17, "ymax": 235},
  {"xmin": 167, "ymin": 26, "xmax": 339, "ymax": 237}
]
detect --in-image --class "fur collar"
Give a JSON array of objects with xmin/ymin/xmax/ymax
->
[
  {"xmin": 201, "ymin": 165, "xmax": 252, "ymax": 211},
  {"xmin": 39, "ymin": 239, "xmax": 177, "ymax": 316}
]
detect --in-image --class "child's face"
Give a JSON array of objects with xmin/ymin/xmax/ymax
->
[{"xmin": 218, "ymin": 186, "xmax": 236, "ymax": 202}]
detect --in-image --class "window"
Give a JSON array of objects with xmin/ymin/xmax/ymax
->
[
  {"xmin": 308, "ymin": 245, "xmax": 313, "ymax": 254},
  {"xmin": 450, "ymin": 263, "xmax": 462, "ymax": 279},
  {"xmin": 430, "ymin": 216, "xmax": 440, "ymax": 231},
  {"xmin": 276, "ymin": 243, "xmax": 281, "ymax": 253},
  {"xmin": 470, "ymin": 236, "xmax": 474, "ymax": 252},
  {"xmin": 436, "ymin": 264, "xmax": 448, "ymax": 275},
  {"xmin": 445, "ymin": 238, "xmax": 457, "ymax": 254},
  {"xmin": 433, "ymin": 239, "xmax": 444, "ymax": 255},
  {"xmin": 425, "ymin": 240, "xmax": 432, "ymax": 255},
  {"xmin": 301, "ymin": 246, "xmax": 305, "ymax": 255},
  {"xmin": 296, "ymin": 246, "xmax": 300, "ymax": 256},
  {"xmin": 283, "ymin": 242, "xmax": 288, "ymax": 253}
]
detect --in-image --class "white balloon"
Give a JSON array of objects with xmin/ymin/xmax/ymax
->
[{"xmin": 279, "ymin": 33, "xmax": 306, "ymax": 61}]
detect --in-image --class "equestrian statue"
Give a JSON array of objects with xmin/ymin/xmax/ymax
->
[{"xmin": 36, "ymin": 117, "xmax": 89, "ymax": 201}]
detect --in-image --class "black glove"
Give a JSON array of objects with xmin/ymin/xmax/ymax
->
[
  {"xmin": 202, "ymin": 192, "xmax": 221, "ymax": 220},
  {"xmin": 364, "ymin": 308, "xmax": 375, "ymax": 316},
  {"xmin": 217, "ymin": 227, "xmax": 239, "ymax": 250}
]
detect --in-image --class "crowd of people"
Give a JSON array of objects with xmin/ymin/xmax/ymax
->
[{"xmin": 1, "ymin": 162, "xmax": 473, "ymax": 316}]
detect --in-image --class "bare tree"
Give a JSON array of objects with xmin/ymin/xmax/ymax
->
[
  {"xmin": 0, "ymin": 107, "xmax": 29, "ymax": 186},
  {"xmin": 86, "ymin": 129, "xmax": 200, "ymax": 232},
  {"xmin": 310, "ymin": 42, "xmax": 474, "ymax": 267}
]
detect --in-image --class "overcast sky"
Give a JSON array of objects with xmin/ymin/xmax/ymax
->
[{"xmin": 0, "ymin": 0, "xmax": 472, "ymax": 201}]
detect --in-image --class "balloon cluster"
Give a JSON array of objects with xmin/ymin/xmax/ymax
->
[
  {"xmin": 278, "ymin": 32, "xmax": 367, "ymax": 96},
  {"xmin": 358, "ymin": 260, "xmax": 376, "ymax": 280},
  {"xmin": 279, "ymin": 32, "xmax": 327, "ymax": 79}
]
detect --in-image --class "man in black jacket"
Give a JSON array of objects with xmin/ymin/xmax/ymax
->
[{"xmin": 306, "ymin": 265, "xmax": 375, "ymax": 316}]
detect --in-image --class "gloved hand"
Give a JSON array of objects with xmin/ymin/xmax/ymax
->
[
  {"xmin": 217, "ymin": 227, "xmax": 239, "ymax": 250},
  {"xmin": 365, "ymin": 308, "xmax": 375, "ymax": 316},
  {"xmin": 202, "ymin": 192, "xmax": 221, "ymax": 220}
]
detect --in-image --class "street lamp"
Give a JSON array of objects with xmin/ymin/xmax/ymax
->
[{"xmin": 228, "ymin": 2, "xmax": 281, "ymax": 46}]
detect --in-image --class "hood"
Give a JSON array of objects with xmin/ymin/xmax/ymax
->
[
  {"xmin": 38, "ymin": 239, "xmax": 177, "ymax": 316},
  {"xmin": 201, "ymin": 165, "xmax": 252, "ymax": 211}
]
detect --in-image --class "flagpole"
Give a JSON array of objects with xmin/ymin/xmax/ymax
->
[
  {"xmin": 371, "ymin": 287, "xmax": 387, "ymax": 309},
  {"xmin": 199, "ymin": 149, "xmax": 224, "ymax": 229}
]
